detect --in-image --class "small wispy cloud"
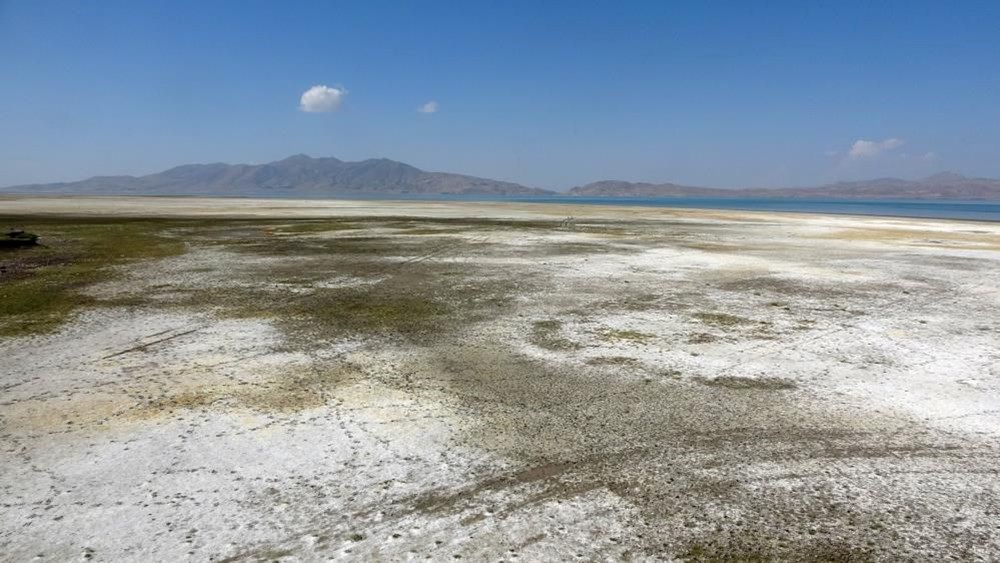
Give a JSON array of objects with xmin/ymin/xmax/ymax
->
[
  {"xmin": 299, "ymin": 85, "xmax": 347, "ymax": 113},
  {"xmin": 847, "ymin": 138, "xmax": 904, "ymax": 159},
  {"xmin": 417, "ymin": 101, "xmax": 439, "ymax": 114}
]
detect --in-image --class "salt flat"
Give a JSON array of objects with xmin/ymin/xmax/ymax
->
[{"xmin": 2, "ymin": 197, "xmax": 999, "ymax": 561}]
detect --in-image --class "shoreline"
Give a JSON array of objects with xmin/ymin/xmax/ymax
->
[{"xmin": 3, "ymin": 194, "xmax": 1000, "ymax": 226}]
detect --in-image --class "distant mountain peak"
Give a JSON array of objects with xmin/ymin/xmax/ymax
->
[{"xmin": 1, "ymin": 154, "xmax": 550, "ymax": 197}]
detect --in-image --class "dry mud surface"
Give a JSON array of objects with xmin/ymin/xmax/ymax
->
[{"xmin": 2, "ymin": 197, "xmax": 1000, "ymax": 561}]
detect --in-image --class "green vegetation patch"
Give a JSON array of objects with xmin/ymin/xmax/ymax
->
[
  {"xmin": 679, "ymin": 536, "xmax": 875, "ymax": 562},
  {"xmin": 0, "ymin": 215, "xmax": 533, "ymax": 343},
  {"xmin": 291, "ymin": 288, "xmax": 448, "ymax": 335},
  {"xmin": 134, "ymin": 363, "xmax": 357, "ymax": 418},
  {"xmin": 269, "ymin": 220, "xmax": 361, "ymax": 234},
  {"xmin": 586, "ymin": 355, "xmax": 639, "ymax": 366},
  {"xmin": 693, "ymin": 311, "xmax": 755, "ymax": 327},
  {"xmin": 530, "ymin": 319, "xmax": 580, "ymax": 351},
  {"xmin": 600, "ymin": 328, "xmax": 653, "ymax": 342},
  {"xmin": 696, "ymin": 376, "xmax": 797, "ymax": 390},
  {"xmin": 688, "ymin": 332, "xmax": 720, "ymax": 344},
  {"xmin": 0, "ymin": 218, "xmax": 186, "ymax": 336}
]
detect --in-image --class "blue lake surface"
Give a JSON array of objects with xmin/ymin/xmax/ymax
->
[
  {"xmin": 513, "ymin": 196, "xmax": 1000, "ymax": 222},
  {"xmin": 283, "ymin": 193, "xmax": 1000, "ymax": 222}
]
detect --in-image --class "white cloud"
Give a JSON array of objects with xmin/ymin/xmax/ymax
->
[
  {"xmin": 299, "ymin": 85, "xmax": 346, "ymax": 113},
  {"xmin": 417, "ymin": 101, "xmax": 439, "ymax": 114},
  {"xmin": 847, "ymin": 137, "xmax": 904, "ymax": 159}
]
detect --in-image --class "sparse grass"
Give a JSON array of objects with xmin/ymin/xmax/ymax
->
[
  {"xmin": 225, "ymin": 235, "xmax": 410, "ymax": 257},
  {"xmin": 239, "ymin": 365, "xmax": 354, "ymax": 412},
  {"xmin": 133, "ymin": 389, "xmax": 219, "ymax": 418},
  {"xmin": 43, "ymin": 216, "xmax": 531, "ymax": 345},
  {"xmin": 270, "ymin": 220, "xmax": 361, "ymax": 234},
  {"xmin": 533, "ymin": 319, "xmax": 562, "ymax": 331},
  {"xmin": 688, "ymin": 332, "xmax": 720, "ymax": 344},
  {"xmin": 160, "ymin": 283, "xmax": 451, "ymax": 342},
  {"xmin": 574, "ymin": 223, "xmax": 632, "ymax": 236},
  {"xmin": 693, "ymin": 312, "xmax": 754, "ymax": 327},
  {"xmin": 397, "ymin": 228, "xmax": 461, "ymax": 236},
  {"xmin": 541, "ymin": 242, "xmax": 619, "ymax": 255},
  {"xmin": 132, "ymin": 365, "xmax": 356, "ymax": 417},
  {"xmin": 679, "ymin": 536, "xmax": 876, "ymax": 562},
  {"xmin": 434, "ymin": 217, "xmax": 558, "ymax": 230},
  {"xmin": 293, "ymin": 289, "xmax": 448, "ymax": 335},
  {"xmin": 530, "ymin": 319, "xmax": 580, "ymax": 351},
  {"xmin": 600, "ymin": 328, "xmax": 653, "ymax": 342},
  {"xmin": 0, "ymin": 215, "xmax": 550, "ymax": 342},
  {"xmin": 618, "ymin": 293, "xmax": 660, "ymax": 311},
  {"xmin": 0, "ymin": 218, "xmax": 187, "ymax": 336},
  {"xmin": 586, "ymin": 355, "xmax": 639, "ymax": 366},
  {"xmin": 696, "ymin": 376, "xmax": 797, "ymax": 390}
]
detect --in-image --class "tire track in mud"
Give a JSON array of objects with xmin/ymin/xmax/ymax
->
[{"xmin": 101, "ymin": 327, "xmax": 201, "ymax": 359}]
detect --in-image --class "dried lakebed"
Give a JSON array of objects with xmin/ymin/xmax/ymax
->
[{"xmin": 2, "ymin": 201, "xmax": 1000, "ymax": 561}]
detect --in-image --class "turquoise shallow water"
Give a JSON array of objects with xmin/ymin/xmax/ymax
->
[
  {"xmin": 278, "ymin": 193, "xmax": 1000, "ymax": 222},
  {"xmin": 511, "ymin": 196, "xmax": 1000, "ymax": 222}
]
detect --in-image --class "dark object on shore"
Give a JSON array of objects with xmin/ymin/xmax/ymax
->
[{"xmin": 1, "ymin": 229, "xmax": 40, "ymax": 249}]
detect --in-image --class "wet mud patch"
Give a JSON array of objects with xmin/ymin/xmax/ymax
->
[
  {"xmin": 533, "ymin": 241, "xmax": 642, "ymax": 256},
  {"xmin": 695, "ymin": 375, "xmax": 797, "ymax": 390},
  {"xmin": 79, "ymin": 220, "xmax": 541, "ymax": 348},
  {"xmin": 687, "ymin": 331, "xmax": 722, "ymax": 344},
  {"xmin": 604, "ymin": 292, "xmax": 664, "ymax": 312},
  {"xmin": 678, "ymin": 533, "xmax": 876, "ymax": 562},
  {"xmin": 134, "ymin": 365, "xmax": 357, "ymax": 417},
  {"xmin": 287, "ymin": 289, "xmax": 448, "ymax": 338},
  {"xmin": 530, "ymin": 319, "xmax": 581, "ymax": 351},
  {"xmin": 389, "ymin": 346, "xmax": 981, "ymax": 559},
  {"xmin": 424, "ymin": 346, "xmax": 876, "ymax": 464},
  {"xmin": 585, "ymin": 355, "xmax": 640, "ymax": 366},
  {"xmin": 692, "ymin": 311, "xmax": 756, "ymax": 327},
  {"xmin": 598, "ymin": 328, "xmax": 654, "ymax": 342},
  {"xmin": 717, "ymin": 276, "xmax": 916, "ymax": 309},
  {"xmin": 0, "ymin": 250, "xmax": 75, "ymax": 282},
  {"xmin": 690, "ymin": 311, "xmax": 781, "ymax": 340}
]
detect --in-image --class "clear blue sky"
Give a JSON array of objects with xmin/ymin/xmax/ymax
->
[{"xmin": 2, "ymin": 0, "xmax": 999, "ymax": 189}]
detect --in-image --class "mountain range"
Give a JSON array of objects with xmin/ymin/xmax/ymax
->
[
  {"xmin": 568, "ymin": 171, "xmax": 1000, "ymax": 200},
  {"xmin": 1, "ymin": 155, "xmax": 549, "ymax": 197},
  {"xmin": 3, "ymin": 155, "xmax": 1000, "ymax": 200}
]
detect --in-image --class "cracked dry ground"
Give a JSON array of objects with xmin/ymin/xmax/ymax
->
[{"xmin": 2, "ymin": 212, "xmax": 1000, "ymax": 561}]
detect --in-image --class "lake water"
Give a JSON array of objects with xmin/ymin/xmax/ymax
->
[
  {"xmin": 303, "ymin": 193, "xmax": 1000, "ymax": 222},
  {"xmin": 513, "ymin": 196, "xmax": 1000, "ymax": 221}
]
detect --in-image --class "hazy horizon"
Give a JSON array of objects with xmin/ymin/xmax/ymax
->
[{"xmin": 2, "ymin": 1, "xmax": 999, "ymax": 189}]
